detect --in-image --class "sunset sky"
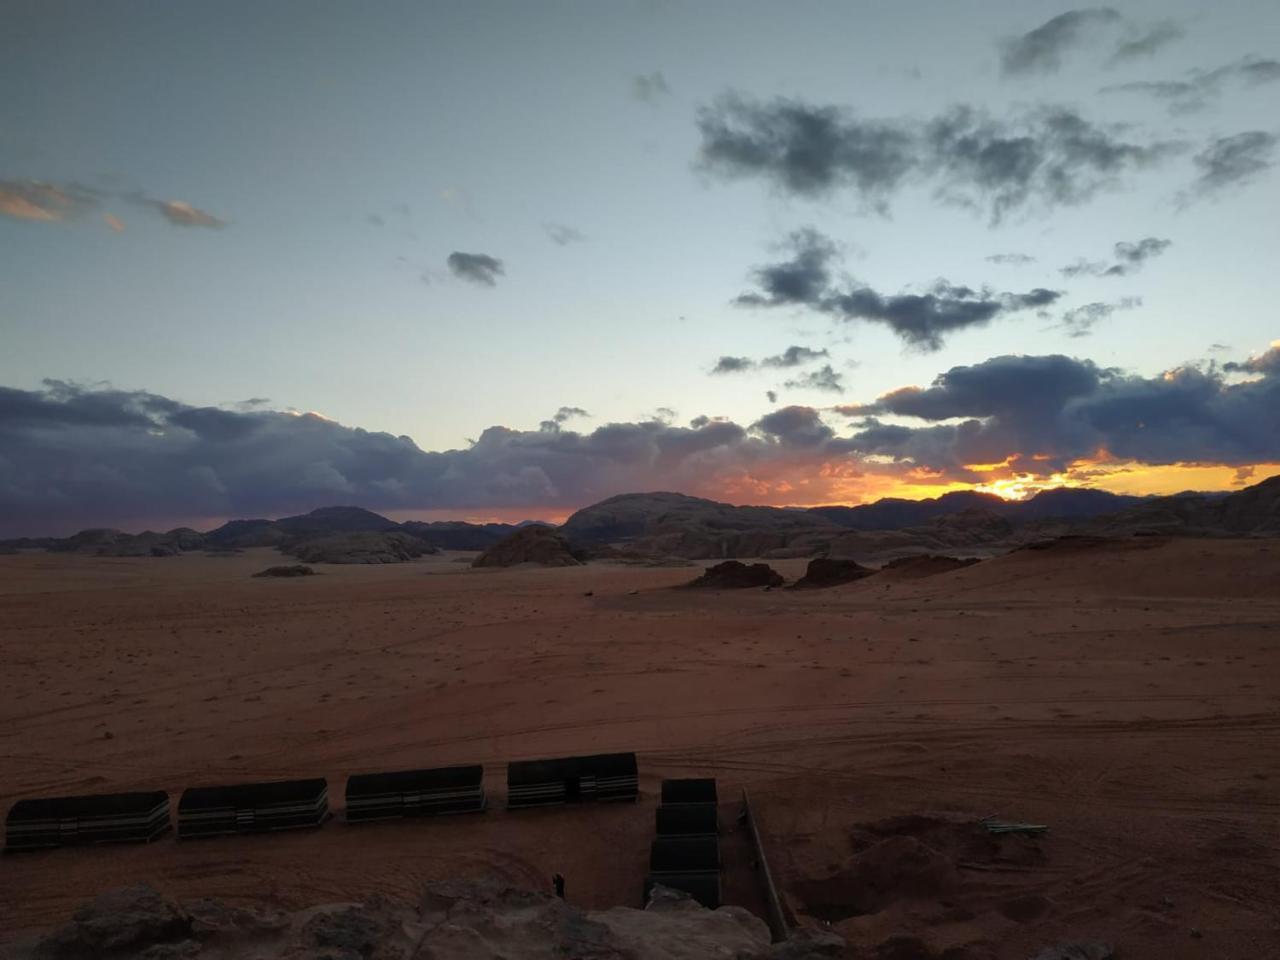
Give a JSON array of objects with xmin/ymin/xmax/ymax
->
[{"xmin": 2, "ymin": 1, "xmax": 1278, "ymax": 535}]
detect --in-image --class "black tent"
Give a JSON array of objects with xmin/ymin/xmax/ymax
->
[
  {"xmin": 5, "ymin": 790, "xmax": 170, "ymax": 851},
  {"xmin": 178, "ymin": 778, "xmax": 329, "ymax": 838},
  {"xmin": 345, "ymin": 765, "xmax": 486, "ymax": 822}
]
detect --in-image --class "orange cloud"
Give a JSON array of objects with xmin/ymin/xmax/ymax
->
[
  {"xmin": 0, "ymin": 180, "xmax": 96, "ymax": 222},
  {"xmin": 104, "ymin": 213, "xmax": 125, "ymax": 233}
]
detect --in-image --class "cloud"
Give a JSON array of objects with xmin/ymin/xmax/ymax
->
[
  {"xmin": 0, "ymin": 380, "xmax": 839, "ymax": 534},
  {"xmin": 0, "ymin": 179, "xmax": 98, "ymax": 222},
  {"xmin": 711, "ymin": 356, "xmax": 755, "ymax": 375},
  {"xmin": 986, "ymin": 253, "xmax": 1037, "ymax": 266},
  {"xmin": 539, "ymin": 406, "xmax": 592, "ymax": 431},
  {"xmin": 129, "ymin": 195, "xmax": 226, "ymax": 228},
  {"xmin": 104, "ymin": 213, "xmax": 125, "ymax": 233},
  {"xmin": 737, "ymin": 228, "xmax": 1062, "ymax": 350},
  {"xmin": 543, "ymin": 222, "xmax": 585, "ymax": 246},
  {"xmin": 4, "ymin": 352, "xmax": 1278, "ymax": 535},
  {"xmin": 846, "ymin": 351, "xmax": 1280, "ymax": 477},
  {"xmin": 784, "ymin": 364, "xmax": 845, "ymax": 393},
  {"xmin": 1108, "ymin": 20, "xmax": 1184, "ymax": 64},
  {"xmin": 752, "ymin": 405, "xmax": 834, "ymax": 447},
  {"xmin": 765, "ymin": 390, "xmax": 778, "ymax": 404},
  {"xmin": 762, "ymin": 345, "xmax": 830, "ymax": 368},
  {"xmin": 1101, "ymin": 56, "xmax": 1280, "ymax": 113},
  {"xmin": 447, "ymin": 251, "xmax": 505, "ymax": 286},
  {"xmin": 697, "ymin": 96, "xmax": 1183, "ymax": 222},
  {"xmin": 1224, "ymin": 343, "xmax": 1280, "ymax": 376},
  {"xmin": 632, "ymin": 71, "xmax": 671, "ymax": 102},
  {"xmin": 1060, "ymin": 236, "xmax": 1171, "ymax": 277},
  {"xmin": 1056, "ymin": 296, "xmax": 1142, "ymax": 338},
  {"xmin": 1183, "ymin": 131, "xmax": 1278, "ymax": 200},
  {"xmin": 999, "ymin": 8, "xmax": 1123, "ymax": 76}
]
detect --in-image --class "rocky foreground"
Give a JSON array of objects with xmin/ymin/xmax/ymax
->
[{"xmin": 17, "ymin": 879, "xmax": 848, "ymax": 960}]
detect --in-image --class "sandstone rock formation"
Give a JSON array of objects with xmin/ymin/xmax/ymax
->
[
  {"xmin": 878, "ymin": 555, "xmax": 979, "ymax": 578},
  {"xmin": 284, "ymin": 531, "xmax": 438, "ymax": 564},
  {"xmin": 790, "ymin": 558, "xmax": 875, "ymax": 589},
  {"xmin": 472, "ymin": 525, "xmax": 583, "ymax": 568},
  {"xmin": 686, "ymin": 560, "xmax": 784, "ymax": 589},
  {"xmin": 21, "ymin": 879, "xmax": 845, "ymax": 960}
]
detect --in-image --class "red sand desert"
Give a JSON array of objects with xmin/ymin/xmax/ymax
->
[{"xmin": 1, "ymin": 540, "xmax": 1277, "ymax": 958}]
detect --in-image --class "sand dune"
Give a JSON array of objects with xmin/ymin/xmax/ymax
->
[{"xmin": 1, "ymin": 542, "xmax": 1277, "ymax": 958}]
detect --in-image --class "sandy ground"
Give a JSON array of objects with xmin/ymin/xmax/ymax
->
[{"xmin": 1, "ymin": 540, "xmax": 1277, "ymax": 958}]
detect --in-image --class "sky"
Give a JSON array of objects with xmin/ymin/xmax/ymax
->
[{"xmin": 2, "ymin": 0, "xmax": 1279, "ymax": 536}]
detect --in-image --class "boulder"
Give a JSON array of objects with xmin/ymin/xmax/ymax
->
[
  {"xmin": 686, "ymin": 560, "xmax": 784, "ymax": 589},
  {"xmin": 791, "ymin": 558, "xmax": 875, "ymax": 589},
  {"xmin": 34, "ymin": 884, "xmax": 192, "ymax": 958},
  {"xmin": 472, "ymin": 526, "xmax": 583, "ymax": 568}
]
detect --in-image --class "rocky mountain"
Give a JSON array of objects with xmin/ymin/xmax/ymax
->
[
  {"xmin": 5, "ymin": 475, "xmax": 1277, "ymax": 564},
  {"xmin": 1087, "ymin": 473, "xmax": 1280, "ymax": 536},
  {"xmin": 472, "ymin": 525, "xmax": 583, "ymax": 567},
  {"xmin": 810, "ymin": 487, "xmax": 1145, "ymax": 530}
]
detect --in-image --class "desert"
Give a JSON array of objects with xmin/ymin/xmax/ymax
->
[{"xmin": 2, "ymin": 527, "xmax": 1277, "ymax": 958}]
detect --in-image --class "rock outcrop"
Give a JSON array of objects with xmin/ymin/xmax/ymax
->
[
  {"xmin": 283, "ymin": 531, "xmax": 438, "ymax": 564},
  {"xmin": 472, "ymin": 525, "xmax": 583, "ymax": 568},
  {"xmin": 21, "ymin": 879, "xmax": 843, "ymax": 960},
  {"xmin": 686, "ymin": 560, "xmax": 784, "ymax": 589},
  {"xmin": 252, "ymin": 564, "xmax": 316, "ymax": 578},
  {"xmin": 791, "ymin": 558, "xmax": 875, "ymax": 589}
]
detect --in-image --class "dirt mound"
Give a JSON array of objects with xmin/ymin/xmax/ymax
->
[
  {"xmin": 686, "ymin": 560, "xmax": 784, "ymax": 589},
  {"xmin": 795, "ymin": 834, "xmax": 959, "ymax": 920},
  {"xmin": 791, "ymin": 557, "xmax": 876, "ymax": 589},
  {"xmin": 880, "ymin": 555, "xmax": 979, "ymax": 578},
  {"xmin": 252, "ymin": 565, "xmax": 316, "ymax": 578},
  {"xmin": 472, "ymin": 525, "xmax": 583, "ymax": 568}
]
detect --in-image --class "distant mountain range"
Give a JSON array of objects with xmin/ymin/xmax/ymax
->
[{"xmin": 2, "ymin": 477, "xmax": 1276, "ymax": 562}]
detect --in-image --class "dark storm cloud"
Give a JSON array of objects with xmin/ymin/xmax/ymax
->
[
  {"xmin": 752, "ymin": 406, "xmax": 835, "ymax": 447},
  {"xmin": 846, "ymin": 352, "xmax": 1280, "ymax": 476},
  {"xmin": 999, "ymin": 8, "xmax": 1123, "ymax": 76},
  {"xmin": 697, "ymin": 96, "xmax": 1183, "ymax": 222},
  {"xmin": 1056, "ymin": 296, "xmax": 1142, "ymax": 338},
  {"xmin": 543, "ymin": 223, "xmax": 585, "ymax": 245},
  {"xmin": 1184, "ymin": 132, "xmax": 1278, "ymax": 199},
  {"xmin": 762, "ymin": 345, "xmax": 830, "ymax": 368},
  {"xmin": 0, "ymin": 381, "xmax": 847, "ymax": 535},
  {"xmin": 1224, "ymin": 344, "xmax": 1280, "ymax": 376},
  {"xmin": 711, "ymin": 356, "xmax": 755, "ymax": 375},
  {"xmin": 1101, "ymin": 56, "xmax": 1280, "ymax": 113},
  {"xmin": 986, "ymin": 253, "xmax": 1037, "ymax": 266},
  {"xmin": 784, "ymin": 364, "xmax": 844, "ymax": 394},
  {"xmin": 631, "ymin": 71, "xmax": 671, "ymax": 102},
  {"xmin": 736, "ymin": 228, "xmax": 1062, "ymax": 351},
  {"xmin": 447, "ymin": 251, "xmax": 505, "ymax": 286},
  {"xmin": 1060, "ymin": 237, "xmax": 1171, "ymax": 277}
]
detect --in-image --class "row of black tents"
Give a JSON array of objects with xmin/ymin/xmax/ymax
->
[
  {"xmin": 4, "ymin": 752, "xmax": 639, "ymax": 852},
  {"xmin": 646, "ymin": 777, "xmax": 721, "ymax": 908}
]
